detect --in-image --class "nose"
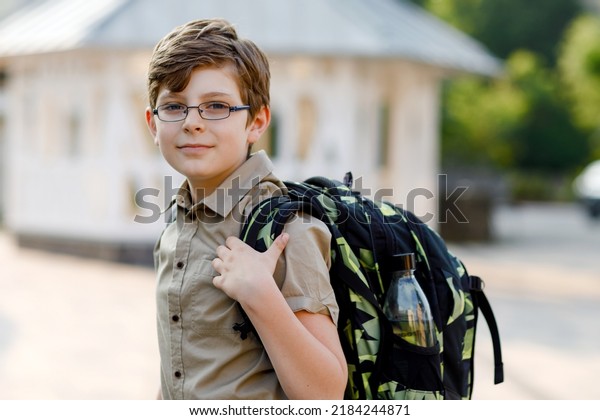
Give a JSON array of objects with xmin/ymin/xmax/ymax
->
[{"xmin": 182, "ymin": 107, "xmax": 206, "ymax": 133}]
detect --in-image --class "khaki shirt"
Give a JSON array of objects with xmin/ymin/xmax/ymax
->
[{"xmin": 154, "ymin": 151, "xmax": 338, "ymax": 399}]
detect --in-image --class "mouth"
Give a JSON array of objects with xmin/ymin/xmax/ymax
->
[{"xmin": 178, "ymin": 144, "xmax": 213, "ymax": 152}]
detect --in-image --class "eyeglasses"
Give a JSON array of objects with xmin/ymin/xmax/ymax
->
[{"xmin": 153, "ymin": 101, "xmax": 250, "ymax": 122}]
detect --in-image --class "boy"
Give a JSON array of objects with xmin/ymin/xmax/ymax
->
[{"xmin": 145, "ymin": 18, "xmax": 347, "ymax": 399}]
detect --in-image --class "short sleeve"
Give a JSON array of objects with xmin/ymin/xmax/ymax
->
[{"xmin": 273, "ymin": 213, "xmax": 339, "ymax": 326}]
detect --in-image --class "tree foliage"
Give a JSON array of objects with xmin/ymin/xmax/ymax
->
[
  {"xmin": 440, "ymin": 57, "xmax": 526, "ymax": 170},
  {"xmin": 408, "ymin": 0, "xmax": 593, "ymax": 179},
  {"xmin": 410, "ymin": 0, "xmax": 581, "ymax": 65},
  {"xmin": 508, "ymin": 51, "xmax": 589, "ymax": 171},
  {"xmin": 558, "ymin": 14, "xmax": 600, "ymax": 134}
]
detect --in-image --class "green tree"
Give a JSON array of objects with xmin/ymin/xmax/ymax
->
[
  {"xmin": 509, "ymin": 51, "xmax": 590, "ymax": 171},
  {"xmin": 409, "ymin": 0, "xmax": 582, "ymax": 65},
  {"xmin": 440, "ymin": 58, "xmax": 526, "ymax": 170},
  {"xmin": 558, "ymin": 13, "xmax": 600, "ymax": 160},
  {"xmin": 442, "ymin": 50, "xmax": 589, "ymax": 173},
  {"xmin": 409, "ymin": 0, "xmax": 592, "ymax": 202}
]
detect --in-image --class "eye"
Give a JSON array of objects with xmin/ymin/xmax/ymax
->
[
  {"xmin": 160, "ymin": 103, "xmax": 186, "ymax": 111},
  {"xmin": 203, "ymin": 101, "xmax": 228, "ymax": 110}
]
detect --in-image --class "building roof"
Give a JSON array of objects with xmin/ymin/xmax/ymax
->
[{"xmin": 0, "ymin": 0, "xmax": 501, "ymax": 76}]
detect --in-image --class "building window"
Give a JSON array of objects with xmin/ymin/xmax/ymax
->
[
  {"xmin": 377, "ymin": 102, "xmax": 391, "ymax": 168},
  {"xmin": 68, "ymin": 110, "xmax": 82, "ymax": 157},
  {"xmin": 0, "ymin": 69, "xmax": 7, "ymax": 89}
]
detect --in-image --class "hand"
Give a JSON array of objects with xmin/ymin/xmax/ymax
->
[{"xmin": 211, "ymin": 233, "xmax": 289, "ymax": 303}]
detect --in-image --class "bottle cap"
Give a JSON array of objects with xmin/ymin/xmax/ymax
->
[{"xmin": 386, "ymin": 253, "xmax": 415, "ymax": 271}]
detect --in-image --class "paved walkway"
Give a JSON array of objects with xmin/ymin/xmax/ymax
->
[
  {"xmin": 0, "ymin": 233, "xmax": 159, "ymax": 399},
  {"xmin": 0, "ymin": 203, "xmax": 599, "ymax": 400}
]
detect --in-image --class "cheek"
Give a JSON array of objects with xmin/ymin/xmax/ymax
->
[{"xmin": 155, "ymin": 125, "xmax": 178, "ymax": 144}]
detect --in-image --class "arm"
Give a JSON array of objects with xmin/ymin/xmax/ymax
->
[{"xmin": 212, "ymin": 234, "xmax": 347, "ymax": 399}]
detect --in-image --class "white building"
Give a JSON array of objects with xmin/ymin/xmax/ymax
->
[{"xmin": 0, "ymin": 0, "xmax": 500, "ymax": 264}]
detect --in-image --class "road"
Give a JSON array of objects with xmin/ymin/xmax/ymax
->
[{"xmin": 0, "ymin": 202, "xmax": 599, "ymax": 399}]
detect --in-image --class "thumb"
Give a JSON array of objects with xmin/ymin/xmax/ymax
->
[{"xmin": 264, "ymin": 232, "xmax": 289, "ymax": 261}]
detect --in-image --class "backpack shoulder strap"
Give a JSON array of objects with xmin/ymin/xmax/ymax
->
[
  {"xmin": 237, "ymin": 178, "xmax": 381, "ymax": 338},
  {"xmin": 240, "ymin": 181, "xmax": 331, "ymax": 250},
  {"xmin": 235, "ymin": 182, "xmax": 326, "ymax": 339},
  {"xmin": 469, "ymin": 276, "xmax": 504, "ymax": 384},
  {"xmin": 234, "ymin": 194, "xmax": 303, "ymax": 339}
]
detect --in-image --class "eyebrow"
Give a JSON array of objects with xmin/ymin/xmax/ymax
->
[
  {"xmin": 157, "ymin": 91, "xmax": 235, "ymax": 103},
  {"xmin": 201, "ymin": 91, "xmax": 235, "ymax": 100}
]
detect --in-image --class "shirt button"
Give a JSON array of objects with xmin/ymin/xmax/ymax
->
[
  {"xmin": 172, "ymin": 314, "xmax": 180, "ymax": 322},
  {"xmin": 174, "ymin": 371, "xmax": 182, "ymax": 378},
  {"xmin": 176, "ymin": 261, "xmax": 184, "ymax": 269}
]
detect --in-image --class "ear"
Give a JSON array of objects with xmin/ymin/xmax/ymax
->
[
  {"xmin": 145, "ymin": 107, "xmax": 159, "ymax": 145},
  {"xmin": 247, "ymin": 105, "xmax": 271, "ymax": 145}
]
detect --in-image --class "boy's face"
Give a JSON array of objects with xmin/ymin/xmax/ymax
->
[{"xmin": 146, "ymin": 64, "xmax": 270, "ymax": 197}]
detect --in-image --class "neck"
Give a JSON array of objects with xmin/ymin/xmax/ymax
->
[{"xmin": 187, "ymin": 183, "xmax": 210, "ymax": 204}]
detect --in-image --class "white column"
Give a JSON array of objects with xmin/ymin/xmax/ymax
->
[{"xmin": 387, "ymin": 63, "xmax": 441, "ymax": 228}]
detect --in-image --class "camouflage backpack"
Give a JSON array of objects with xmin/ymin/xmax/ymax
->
[{"xmin": 236, "ymin": 174, "xmax": 504, "ymax": 399}]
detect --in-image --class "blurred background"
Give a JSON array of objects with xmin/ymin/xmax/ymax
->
[{"xmin": 0, "ymin": 0, "xmax": 599, "ymax": 400}]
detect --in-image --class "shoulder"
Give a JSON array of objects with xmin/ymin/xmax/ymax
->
[
  {"xmin": 283, "ymin": 213, "xmax": 332, "ymax": 266},
  {"xmin": 276, "ymin": 212, "xmax": 337, "ymax": 323},
  {"xmin": 285, "ymin": 212, "xmax": 331, "ymax": 241}
]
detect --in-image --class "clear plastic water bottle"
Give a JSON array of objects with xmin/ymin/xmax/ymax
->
[{"xmin": 382, "ymin": 253, "xmax": 437, "ymax": 347}]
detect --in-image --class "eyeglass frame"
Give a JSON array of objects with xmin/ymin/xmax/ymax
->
[{"xmin": 152, "ymin": 101, "xmax": 251, "ymax": 122}]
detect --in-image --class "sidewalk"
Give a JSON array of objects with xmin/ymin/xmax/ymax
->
[
  {"xmin": 0, "ymin": 232, "xmax": 160, "ymax": 399},
  {"xmin": 456, "ymin": 251, "xmax": 600, "ymax": 400},
  {"xmin": 452, "ymin": 203, "xmax": 600, "ymax": 400}
]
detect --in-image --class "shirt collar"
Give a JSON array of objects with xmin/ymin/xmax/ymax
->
[{"xmin": 174, "ymin": 150, "xmax": 275, "ymax": 218}]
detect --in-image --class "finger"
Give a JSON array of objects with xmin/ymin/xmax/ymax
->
[
  {"xmin": 215, "ymin": 244, "xmax": 230, "ymax": 259},
  {"xmin": 211, "ymin": 257, "xmax": 223, "ymax": 273},
  {"xmin": 225, "ymin": 236, "xmax": 245, "ymax": 249},
  {"xmin": 264, "ymin": 232, "xmax": 289, "ymax": 261},
  {"xmin": 212, "ymin": 274, "xmax": 224, "ymax": 289}
]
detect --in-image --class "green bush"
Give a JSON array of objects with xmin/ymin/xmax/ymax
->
[{"xmin": 507, "ymin": 171, "xmax": 576, "ymax": 202}]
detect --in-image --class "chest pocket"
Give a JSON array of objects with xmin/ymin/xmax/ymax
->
[{"xmin": 184, "ymin": 259, "xmax": 242, "ymax": 336}]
